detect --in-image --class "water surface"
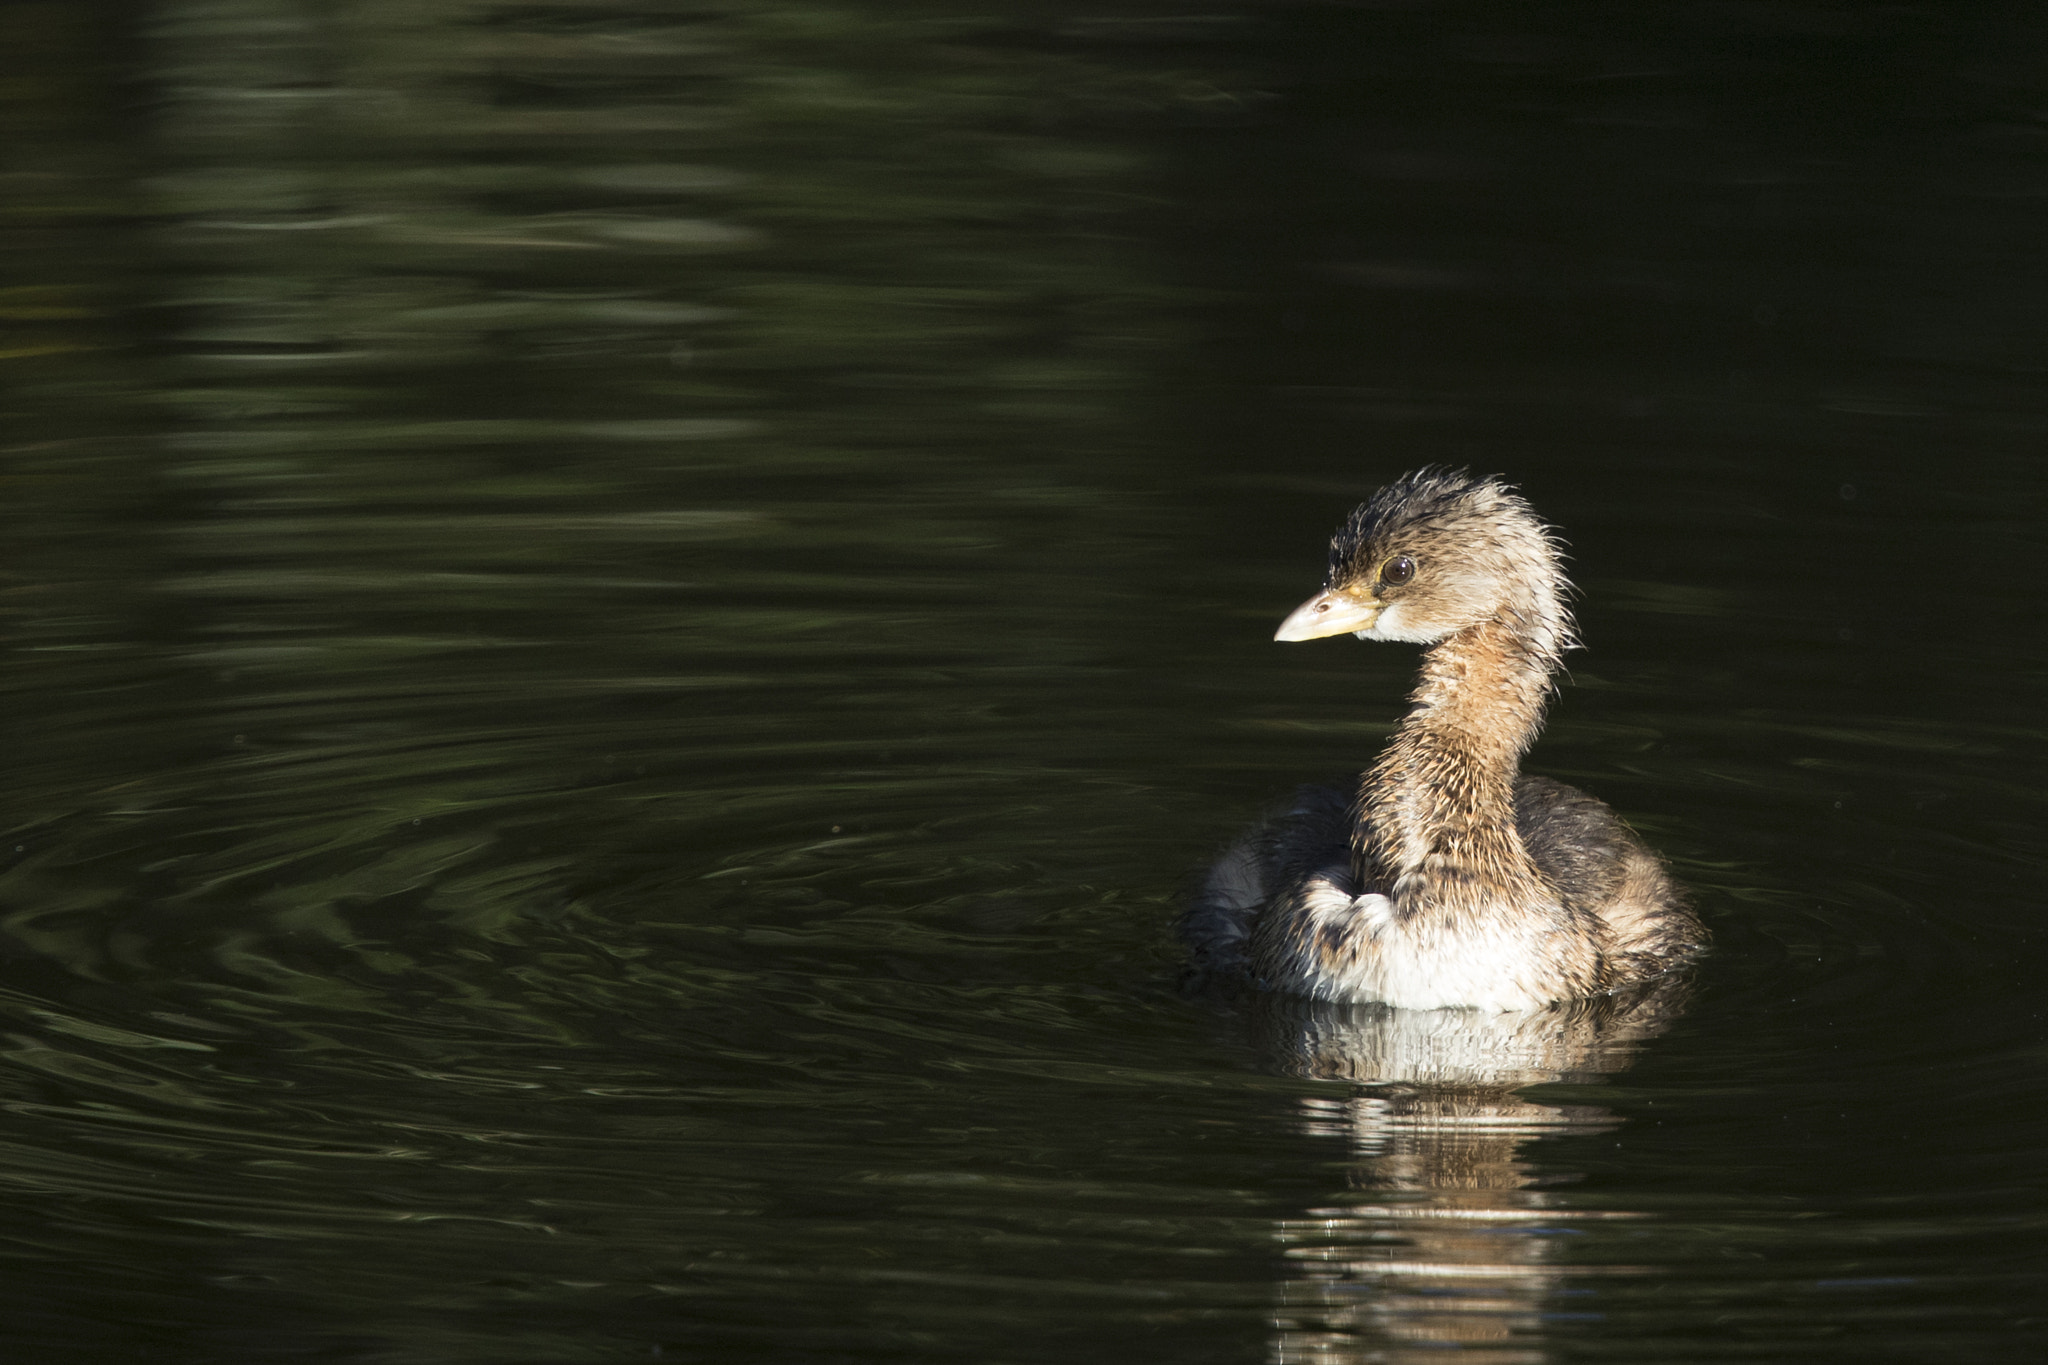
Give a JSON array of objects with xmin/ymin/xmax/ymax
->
[{"xmin": 2, "ymin": 3, "xmax": 2045, "ymax": 1361}]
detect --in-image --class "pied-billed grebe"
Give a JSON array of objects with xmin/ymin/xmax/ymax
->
[{"xmin": 1183, "ymin": 467, "xmax": 1705, "ymax": 1011}]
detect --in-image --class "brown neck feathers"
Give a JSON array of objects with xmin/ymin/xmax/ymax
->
[{"xmin": 1352, "ymin": 616, "xmax": 1558, "ymax": 915}]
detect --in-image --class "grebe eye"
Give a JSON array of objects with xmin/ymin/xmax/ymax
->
[{"xmin": 1379, "ymin": 555, "xmax": 1415, "ymax": 587}]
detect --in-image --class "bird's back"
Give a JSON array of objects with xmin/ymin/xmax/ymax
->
[
  {"xmin": 1180, "ymin": 775, "xmax": 1701, "ymax": 992},
  {"xmin": 1513, "ymin": 775, "xmax": 1703, "ymax": 980}
]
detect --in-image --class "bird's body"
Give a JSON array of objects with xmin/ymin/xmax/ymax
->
[{"xmin": 1182, "ymin": 468, "xmax": 1704, "ymax": 1011}]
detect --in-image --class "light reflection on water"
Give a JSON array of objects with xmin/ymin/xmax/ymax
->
[
  {"xmin": 2, "ymin": 0, "xmax": 2047, "ymax": 1361},
  {"xmin": 1253, "ymin": 989, "xmax": 1687, "ymax": 1364}
]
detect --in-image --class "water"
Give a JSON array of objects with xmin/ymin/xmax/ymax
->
[{"xmin": 3, "ymin": 3, "xmax": 2046, "ymax": 1360}]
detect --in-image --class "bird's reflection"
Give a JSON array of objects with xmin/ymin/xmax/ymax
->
[{"xmin": 1242, "ymin": 977, "xmax": 1691, "ymax": 1364}]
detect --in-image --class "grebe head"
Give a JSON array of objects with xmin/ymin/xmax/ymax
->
[{"xmin": 1273, "ymin": 467, "xmax": 1574, "ymax": 655}]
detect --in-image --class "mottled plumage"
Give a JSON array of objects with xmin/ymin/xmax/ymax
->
[{"xmin": 1182, "ymin": 467, "xmax": 1704, "ymax": 1011}]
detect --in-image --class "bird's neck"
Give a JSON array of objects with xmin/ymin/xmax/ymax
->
[{"xmin": 1353, "ymin": 615, "xmax": 1558, "ymax": 909}]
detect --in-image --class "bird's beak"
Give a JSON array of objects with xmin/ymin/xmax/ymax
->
[{"xmin": 1274, "ymin": 588, "xmax": 1382, "ymax": 642}]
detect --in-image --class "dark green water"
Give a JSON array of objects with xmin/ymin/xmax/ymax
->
[{"xmin": 3, "ymin": 3, "xmax": 2045, "ymax": 1360}]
